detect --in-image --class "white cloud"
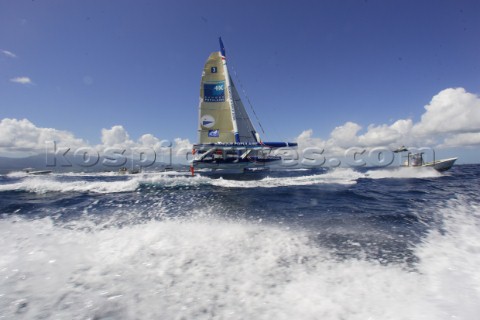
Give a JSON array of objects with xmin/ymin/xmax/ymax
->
[
  {"xmin": 2, "ymin": 86, "xmax": 478, "ymax": 163},
  {"xmin": 0, "ymin": 118, "xmax": 193, "ymax": 164},
  {"xmin": 0, "ymin": 118, "xmax": 87, "ymax": 156},
  {"xmin": 1, "ymin": 49, "xmax": 16, "ymax": 58},
  {"xmin": 296, "ymin": 87, "xmax": 480, "ymax": 151},
  {"xmin": 100, "ymin": 125, "xmax": 134, "ymax": 148},
  {"xmin": 97, "ymin": 126, "xmax": 192, "ymax": 153},
  {"xmin": 172, "ymin": 137, "xmax": 192, "ymax": 153},
  {"xmin": 96, "ymin": 126, "xmax": 193, "ymax": 163},
  {"xmin": 413, "ymin": 88, "xmax": 480, "ymax": 136},
  {"xmin": 358, "ymin": 119, "xmax": 413, "ymax": 147},
  {"xmin": 138, "ymin": 133, "xmax": 161, "ymax": 147},
  {"xmin": 10, "ymin": 77, "xmax": 33, "ymax": 85},
  {"xmin": 296, "ymin": 129, "xmax": 326, "ymax": 150},
  {"xmin": 329, "ymin": 122, "xmax": 361, "ymax": 147},
  {"xmin": 441, "ymin": 133, "xmax": 480, "ymax": 148},
  {"xmin": 97, "ymin": 126, "xmax": 193, "ymax": 156}
]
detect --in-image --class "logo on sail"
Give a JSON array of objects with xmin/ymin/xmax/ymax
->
[
  {"xmin": 200, "ymin": 115, "xmax": 215, "ymax": 128},
  {"xmin": 208, "ymin": 129, "xmax": 219, "ymax": 137},
  {"xmin": 204, "ymin": 81, "xmax": 225, "ymax": 102}
]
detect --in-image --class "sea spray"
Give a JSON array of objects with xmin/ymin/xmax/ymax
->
[{"xmin": 0, "ymin": 166, "xmax": 478, "ymax": 319}]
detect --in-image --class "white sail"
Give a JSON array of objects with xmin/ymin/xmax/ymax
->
[{"xmin": 230, "ymin": 76, "xmax": 259, "ymax": 143}]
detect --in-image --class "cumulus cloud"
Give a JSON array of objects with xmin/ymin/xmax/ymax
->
[
  {"xmin": 10, "ymin": 76, "xmax": 33, "ymax": 85},
  {"xmin": 358, "ymin": 119, "xmax": 413, "ymax": 147},
  {"xmin": 413, "ymin": 88, "xmax": 480, "ymax": 136},
  {"xmin": 172, "ymin": 137, "xmax": 193, "ymax": 153},
  {"xmin": 2, "ymin": 87, "xmax": 477, "ymax": 164},
  {"xmin": 97, "ymin": 126, "xmax": 192, "ymax": 153},
  {"xmin": 100, "ymin": 125, "xmax": 134, "ymax": 148},
  {"xmin": 296, "ymin": 120, "xmax": 413, "ymax": 157},
  {"xmin": 296, "ymin": 129, "xmax": 326, "ymax": 150},
  {"xmin": 0, "ymin": 118, "xmax": 87, "ymax": 156},
  {"xmin": 1, "ymin": 49, "xmax": 16, "ymax": 58},
  {"xmin": 441, "ymin": 133, "xmax": 480, "ymax": 148},
  {"xmin": 296, "ymin": 87, "xmax": 480, "ymax": 152},
  {"xmin": 138, "ymin": 133, "xmax": 163, "ymax": 149},
  {"xmin": 0, "ymin": 118, "xmax": 192, "ymax": 163},
  {"xmin": 330, "ymin": 122, "xmax": 361, "ymax": 147}
]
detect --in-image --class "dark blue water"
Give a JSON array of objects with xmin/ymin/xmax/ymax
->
[{"xmin": 1, "ymin": 165, "xmax": 479, "ymax": 319}]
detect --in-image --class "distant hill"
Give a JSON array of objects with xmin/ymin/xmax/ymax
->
[{"xmin": 0, "ymin": 154, "xmax": 185, "ymax": 174}]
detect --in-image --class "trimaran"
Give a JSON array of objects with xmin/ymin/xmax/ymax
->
[{"xmin": 190, "ymin": 38, "xmax": 297, "ymax": 174}]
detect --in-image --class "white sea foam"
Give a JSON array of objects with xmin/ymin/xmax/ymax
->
[
  {"xmin": 0, "ymin": 169, "xmax": 361, "ymax": 194},
  {"xmin": 0, "ymin": 176, "xmax": 140, "ymax": 194},
  {"xmin": 5, "ymin": 171, "xmax": 29, "ymax": 178},
  {"xmin": 365, "ymin": 166, "xmax": 442, "ymax": 179},
  {"xmin": 209, "ymin": 168, "xmax": 362, "ymax": 188},
  {"xmin": 139, "ymin": 173, "xmax": 213, "ymax": 188},
  {"xmin": 52, "ymin": 171, "xmax": 121, "ymax": 177},
  {"xmin": 1, "ymin": 197, "xmax": 478, "ymax": 319},
  {"xmin": 415, "ymin": 197, "xmax": 480, "ymax": 319},
  {"xmin": 0, "ymin": 216, "xmax": 431, "ymax": 319},
  {"xmin": 0, "ymin": 167, "xmax": 446, "ymax": 194},
  {"xmin": 0, "ymin": 174, "xmax": 199, "ymax": 194}
]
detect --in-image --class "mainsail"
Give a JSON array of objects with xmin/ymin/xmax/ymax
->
[
  {"xmin": 198, "ymin": 51, "xmax": 236, "ymax": 143},
  {"xmin": 198, "ymin": 38, "xmax": 258, "ymax": 144}
]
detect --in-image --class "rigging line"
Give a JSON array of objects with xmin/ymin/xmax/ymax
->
[{"xmin": 229, "ymin": 63, "xmax": 267, "ymax": 137}]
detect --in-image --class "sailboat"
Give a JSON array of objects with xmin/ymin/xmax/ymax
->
[{"xmin": 191, "ymin": 38, "xmax": 297, "ymax": 173}]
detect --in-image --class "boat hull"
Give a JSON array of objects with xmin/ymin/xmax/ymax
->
[
  {"xmin": 402, "ymin": 157, "xmax": 457, "ymax": 172},
  {"xmin": 192, "ymin": 156, "xmax": 281, "ymax": 170},
  {"xmin": 424, "ymin": 157, "xmax": 457, "ymax": 172},
  {"xmin": 24, "ymin": 169, "xmax": 52, "ymax": 175}
]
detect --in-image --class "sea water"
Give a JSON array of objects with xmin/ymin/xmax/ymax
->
[{"xmin": 0, "ymin": 165, "xmax": 479, "ymax": 319}]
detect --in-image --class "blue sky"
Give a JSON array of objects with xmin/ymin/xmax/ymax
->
[{"xmin": 1, "ymin": 0, "xmax": 480, "ymax": 162}]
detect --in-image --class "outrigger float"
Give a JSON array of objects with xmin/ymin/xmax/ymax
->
[{"xmin": 190, "ymin": 38, "xmax": 297, "ymax": 175}]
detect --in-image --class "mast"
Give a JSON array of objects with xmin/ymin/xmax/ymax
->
[{"xmin": 219, "ymin": 37, "xmax": 240, "ymax": 143}]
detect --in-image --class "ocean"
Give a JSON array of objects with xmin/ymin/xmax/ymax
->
[{"xmin": 0, "ymin": 165, "xmax": 479, "ymax": 319}]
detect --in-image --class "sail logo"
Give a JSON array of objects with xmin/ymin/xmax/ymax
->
[
  {"xmin": 208, "ymin": 129, "xmax": 219, "ymax": 137},
  {"xmin": 211, "ymin": 67, "xmax": 217, "ymax": 73},
  {"xmin": 204, "ymin": 81, "xmax": 225, "ymax": 102},
  {"xmin": 200, "ymin": 115, "xmax": 215, "ymax": 128}
]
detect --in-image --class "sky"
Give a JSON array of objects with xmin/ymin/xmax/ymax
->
[{"xmin": 1, "ymin": 0, "xmax": 480, "ymax": 164}]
